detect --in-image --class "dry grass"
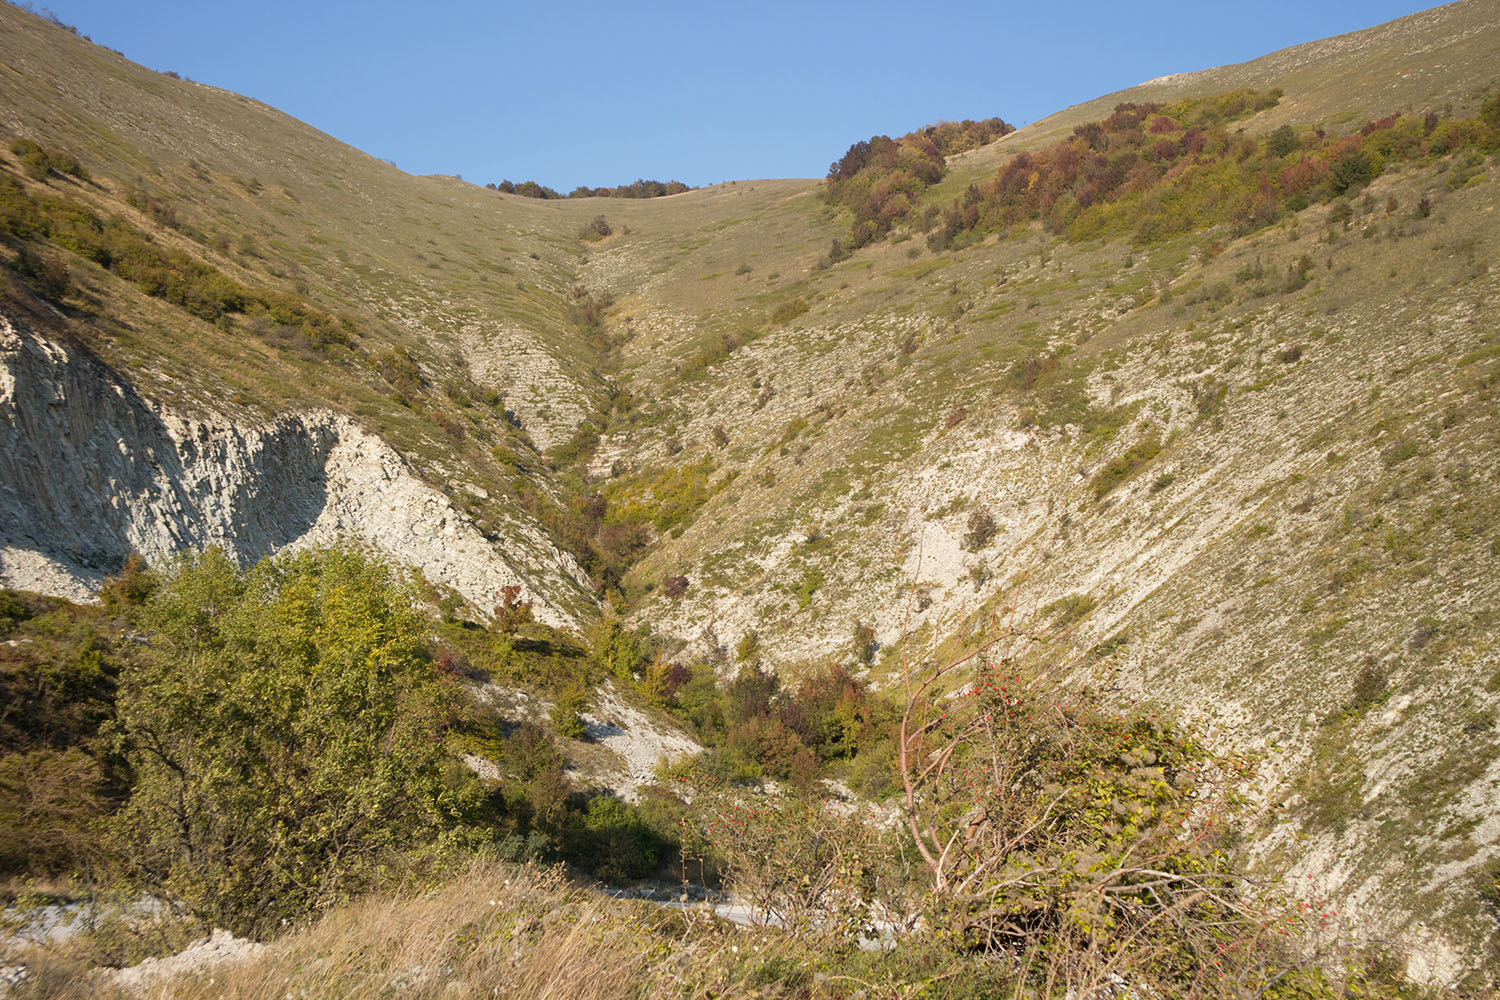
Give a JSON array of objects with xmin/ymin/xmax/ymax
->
[{"xmin": 9, "ymin": 861, "xmax": 822, "ymax": 1000}]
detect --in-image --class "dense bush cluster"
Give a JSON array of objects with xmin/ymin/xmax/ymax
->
[
  {"xmin": 919, "ymin": 117, "xmax": 1013, "ymax": 157},
  {"xmin": 671, "ymin": 661, "xmax": 895, "ymax": 789},
  {"xmin": 485, "ymin": 179, "xmax": 562, "ymax": 199},
  {"xmin": 0, "ymin": 591, "xmax": 120, "ymax": 880},
  {"xmin": 897, "ymin": 637, "xmax": 1277, "ymax": 991},
  {"xmin": 822, "ymin": 116, "xmax": 1014, "ymax": 255},
  {"xmin": 567, "ymin": 178, "xmax": 691, "ymax": 199},
  {"xmin": 485, "ymin": 177, "xmax": 692, "ymax": 199},
  {"xmin": 0, "ymin": 549, "xmax": 692, "ymax": 930},
  {"xmin": 927, "ymin": 88, "xmax": 1500, "ymax": 250},
  {"xmin": 1, "ymin": 553, "xmax": 1424, "ymax": 995}
]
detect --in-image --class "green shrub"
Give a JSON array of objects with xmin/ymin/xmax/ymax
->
[
  {"xmin": 850, "ymin": 620, "xmax": 876, "ymax": 665},
  {"xmin": 1042, "ymin": 591, "xmax": 1097, "ymax": 629},
  {"xmin": 1090, "ymin": 433, "xmax": 1163, "ymax": 498},
  {"xmin": 550, "ymin": 680, "xmax": 589, "ymax": 739},
  {"xmin": 563, "ymin": 794, "xmax": 670, "ymax": 882},
  {"xmin": 793, "ymin": 566, "xmax": 824, "ymax": 608},
  {"xmin": 8, "ymin": 138, "xmax": 88, "ymax": 182},
  {"xmin": 108, "ymin": 546, "xmax": 487, "ymax": 936},
  {"xmin": 1267, "ymin": 124, "xmax": 1299, "ymax": 158},
  {"xmin": 0, "ymin": 617, "xmax": 117, "ymax": 757},
  {"xmin": 97, "ymin": 553, "xmax": 157, "ymax": 612},
  {"xmin": 0, "ymin": 748, "xmax": 106, "ymax": 876},
  {"xmin": 13, "ymin": 244, "xmax": 70, "ymax": 299}
]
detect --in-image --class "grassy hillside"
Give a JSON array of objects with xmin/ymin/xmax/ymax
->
[{"xmin": 2, "ymin": 0, "xmax": 1499, "ymax": 982}]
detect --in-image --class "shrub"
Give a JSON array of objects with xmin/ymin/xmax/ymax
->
[
  {"xmin": 850, "ymin": 620, "xmax": 876, "ymax": 665},
  {"xmin": 661, "ymin": 574, "xmax": 689, "ymax": 599},
  {"xmin": 770, "ymin": 297, "xmax": 809, "ymax": 324},
  {"xmin": 589, "ymin": 611, "xmax": 645, "ymax": 681},
  {"xmin": 1328, "ymin": 146, "xmax": 1374, "ymax": 194},
  {"xmin": 1091, "ymin": 433, "xmax": 1162, "ymax": 498},
  {"xmin": 563, "ymin": 794, "xmax": 670, "ymax": 882},
  {"xmin": 565, "ymin": 284, "xmax": 614, "ymax": 337},
  {"xmin": 550, "ymin": 680, "xmax": 589, "ymax": 739},
  {"xmin": 960, "ymin": 506, "xmax": 997, "ymax": 552},
  {"xmin": 0, "ymin": 748, "xmax": 106, "ymax": 876},
  {"xmin": 579, "ymin": 214, "xmax": 612, "ymax": 241},
  {"xmin": 108, "ymin": 546, "xmax": 487, "ymax": 936},
  {"xmin": 897, "ymin": 630, "xmax": 1279, "ymax": 992},
  {"xmin": 1041, "ymin": 591, "xmax": 1097, "ymax": 629},
  {"xmin": 793, "ymin": 663, "xmax": 883, "ymax": 761},
  {"xmin": 793, "ymin": 566, "xmax": 824, "ymax": 608},
  {"xmin": 8, "ymin": 138, "xmax": 88, "ymax": 182},
  {"xmin": 690, "ymin": 781, "xmax": 899, "ymax": 937},
  {"xmin": 726, "ymin": 714, "xmax": 818, "ymax": 784},
  {"xmin": 735, "ymin": 631, "xmax": 759, "ymax": 664},
  {"xmin": 0, "ymin": 617, "xmax": 117, "ymax": 758},
  {"xmin": 492, "ymin": 584, "xmax": 534, "ymax": 634},
  {"xmin": 13, "ymin": 244, "xmax": 70, "ymax": 300},
  {"xmin": 1349, "ymin": 659, "xmax": 1387, "ymax": 713},
  {"xmin": 1267, "ymin": 124, "xmax": 1299, "ymax": 158},
  {"xmin": 98, "ymin": 552, "xmax": 157, "ymax": 612}
]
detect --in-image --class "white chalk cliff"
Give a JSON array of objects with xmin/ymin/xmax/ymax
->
[{"xmin": 0, "ymin": 316, "xmax": 594, "ymax": 630}]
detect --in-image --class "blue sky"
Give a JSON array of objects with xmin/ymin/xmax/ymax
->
[{"xmin": 36, "ymin": 0, "xmax": 1439, "ymax": 190}]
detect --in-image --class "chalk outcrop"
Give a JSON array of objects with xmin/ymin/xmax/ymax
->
[{"xmin": 0, "ymin": 317, "xmax": 593, "ymax": 629}]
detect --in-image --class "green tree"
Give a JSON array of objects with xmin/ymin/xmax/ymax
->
[{"xmin": 109, "ymin": 546, "xmax": 486, "ymax": 935}]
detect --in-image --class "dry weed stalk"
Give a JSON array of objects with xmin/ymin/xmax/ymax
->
[{"xmin": 895, "ymin": 601, "xmax": 1301, "ymax": 996}]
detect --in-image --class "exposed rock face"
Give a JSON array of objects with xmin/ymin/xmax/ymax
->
[
  {"xmin": 0, "ymin": 317, "xmax": 593, "ymax": 629},
  {"xmin": 106, "ymin": 928, "xmax": 266, "ymax": 992}
]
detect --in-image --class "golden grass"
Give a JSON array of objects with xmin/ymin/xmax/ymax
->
[{"xmin": 11, "ymin": 861, "xmax": 819, "ymax": 999}]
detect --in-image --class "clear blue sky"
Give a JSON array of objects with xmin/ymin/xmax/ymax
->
[{"xmin": 34, "ymin": 0, "xmax": 1440, "ymax": 190}]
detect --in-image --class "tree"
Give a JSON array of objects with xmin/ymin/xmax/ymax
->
[{"xmin": 109, "ymin": 546, "xmax": 485, "ymax": 935}]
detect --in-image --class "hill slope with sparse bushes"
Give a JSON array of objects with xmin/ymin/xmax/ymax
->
[{"xmin": 2, "ymin": 0, "xmax": 1500, "ymax": 987}]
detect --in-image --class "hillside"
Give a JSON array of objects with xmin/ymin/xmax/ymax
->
[{"xmin": 2, "ymin": 0, "xmax": 1499, "ymax": 982}]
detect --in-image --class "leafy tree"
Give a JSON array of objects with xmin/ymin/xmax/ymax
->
[{"xmin": 108, "ymin": 546, "xmax": 486, "ymax": 935}]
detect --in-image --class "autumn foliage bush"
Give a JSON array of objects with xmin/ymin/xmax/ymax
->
[
  {"xmin": 823, "ymin": 116, "xmax": 1014, "ymax": 253},
  {"xmin": 924, "ymin": 88, "xmax": 1500, "ymax": 252}
]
